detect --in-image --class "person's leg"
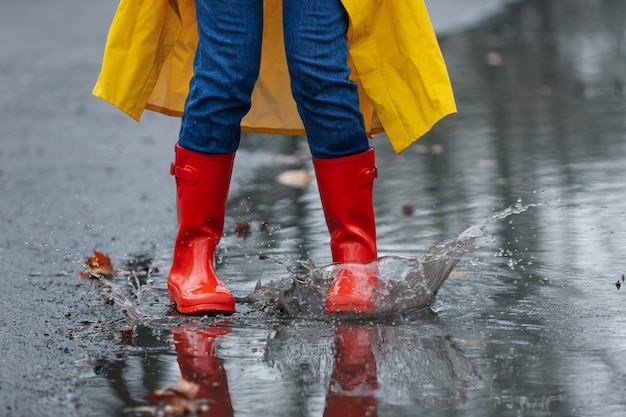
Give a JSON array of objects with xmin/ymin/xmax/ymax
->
[
  {"xmin": 169, "ymin": 0, "xmax": 263, "ymax": 315},
  {"xmin": 283, "ymin": 0, "xmax": 378, "ymax": 314},
  {"xmin": 179, "ymin": 0, "xmax": 264, "ymax": 154},
  {"xmin": 282, "ymin": 0, "xmax": 369, "ymax": 159}
]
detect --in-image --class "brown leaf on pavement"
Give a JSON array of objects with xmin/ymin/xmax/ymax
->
[{"xmin": 79, "ymin": 250, "xmax": 114, "ymax": 279}]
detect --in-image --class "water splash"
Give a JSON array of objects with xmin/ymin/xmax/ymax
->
[
  {"xmin": 240, "ymin": 202, "xmax": 535, "ymax": 318},
  {"xmin": 94, "ymin": 275, "xmax": 153, "ymax": 321}
]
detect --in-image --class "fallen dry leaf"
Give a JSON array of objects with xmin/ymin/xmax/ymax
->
[
  {"xmin": 79, "ymin": 250, "xmax": 114, "ymax": 279},
  {"xmin": 131, "ymin": 378, "xmax": 212, "ymax": 416},
  {"xmin": 402, "ymin": 203, "xmax": 415, "ymax": 216},
  {"xmin": 145, "ymin": 377, "xmax": 200, "ymax": 404},
  {"xmin": 118, "ymin": 328, "xmax": 134, "ymax": 346},
  {"xmin": 127, "ymin": 402, "xmax": 210, "ymax": 417},
  {"xmin": 235, "ymin": 221, "xmax": 251, "ymax": 238},
  {"xmin": 276, "ymin": 169, "xmax": 312, "ymax": 188}
]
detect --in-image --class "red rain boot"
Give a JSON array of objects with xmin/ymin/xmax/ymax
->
[
  {"xmin": 168, "ymin": 144, "xmax": 236, "ymax": 314},
  {"xmin": 171, "ymin": 326, "xmax": 234, "ymax": 417},
  {"xmin": 312, "ymin": 148, "xmax": 378, "ymax": 314}
]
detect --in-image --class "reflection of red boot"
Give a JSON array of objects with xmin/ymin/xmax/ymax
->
[
  {"xmin": 171, "ymin": 326, "xmax": 234, "ymax": 417},
  {"xmin": 168, "ymin": 144, "xmax": 236, "ymax": 315},
  {"xmin": 324, "ymin": 325, "xmax": 379, "ymax": 417},
  {"xmin": 312, "ymin": 148, "xmax": 378, "ymax": 314}
]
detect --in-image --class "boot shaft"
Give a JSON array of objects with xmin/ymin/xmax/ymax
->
[
  {"xmin": 313, "ymin": 148, "xmax": 378, "ymax": 262},
  {"xmin": 170, "ymin": 144, "xmax": 235, "ymax": 242}
]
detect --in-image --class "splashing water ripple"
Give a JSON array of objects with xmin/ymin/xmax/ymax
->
[{"xmin": 240, "ymin": 202, "xmax": 536, "ymax": 318}]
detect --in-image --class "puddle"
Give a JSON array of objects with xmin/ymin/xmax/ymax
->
[
  {"xmin": 241, "ymin": 202, "xmax": 534, "ymax": 319},
  {"xmin": 70, "ymin": 0, "xmax": 626, "ymax": 415},
  {"xmin": 79, "ymin": 203, "xmax": 531, "ymax": 416},
  {"xmin": 89, "ymin": 201, "xmax": 533, "ymax": 323},
  {"xmin": 4, "ymin": 0, "xmax": 626, "ymax": 415}
]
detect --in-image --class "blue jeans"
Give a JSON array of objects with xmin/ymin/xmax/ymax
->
[{"xmin": 178, "ymin": 0, "xmax": 369, "ymax": 159}]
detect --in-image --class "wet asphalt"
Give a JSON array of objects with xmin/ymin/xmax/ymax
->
[
  {"xmin": 0, "ymin": 0, "xmax": 528, "ymax": 416},
  {"xmin": 0, "ymin": 1, "xmax": 182, "ymax": 415}
]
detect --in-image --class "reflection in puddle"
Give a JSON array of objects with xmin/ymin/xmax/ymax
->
[
  {"xmin": 86, "ymin": 317, "xmax": 482, "ymax": 417},
  {"xmin": 324, "ymin": 325, "xmax": 379, "ymax": 417},
  {"xmin": 265, "ymin": 319, "xmax": 482, "ymax": 414},
  {"xmin": 169, "ymin": 326, "xmax": 233, "ymax": 416},
  {"xmin": 81, "ymin": 205, "xmax": 529, "ymax": 416}
]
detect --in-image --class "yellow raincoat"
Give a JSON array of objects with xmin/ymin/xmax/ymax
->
[{"xmin": 93, "ymin": 0, "xmax": 456, "ymax": 153}]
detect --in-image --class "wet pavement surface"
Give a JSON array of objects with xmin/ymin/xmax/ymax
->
[{"xmin": 2, "ymin": 0, "xmax": 626, "ymax": 416}]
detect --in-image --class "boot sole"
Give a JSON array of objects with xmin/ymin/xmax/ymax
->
[
  {"xmin": 174, "ymin": 302, "xmax": 236, "ymax": 315},
  {"xmin": 168, "ymin": 288, "xmax": 236, "ymax": 315}
]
